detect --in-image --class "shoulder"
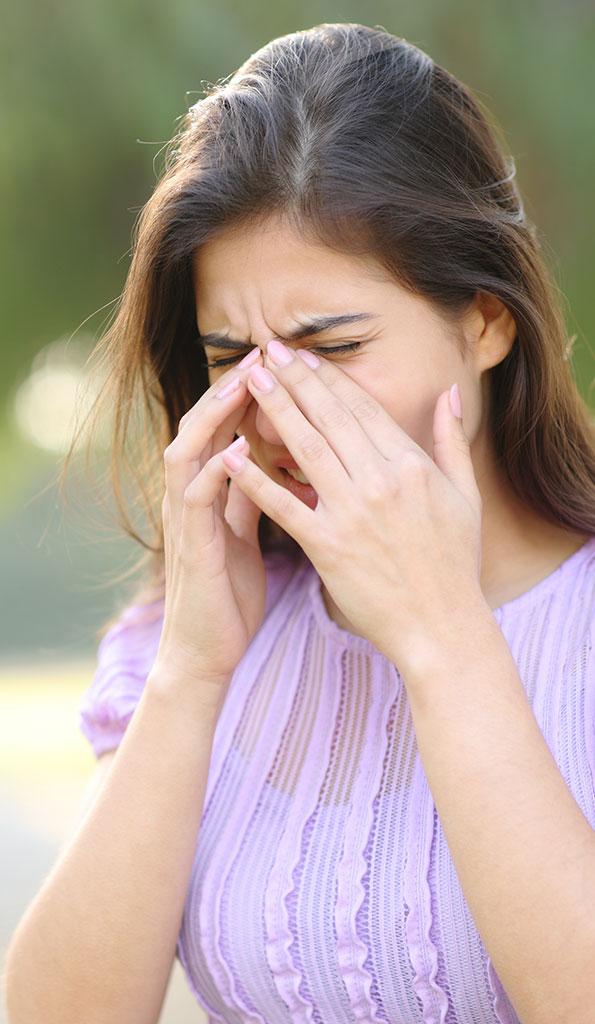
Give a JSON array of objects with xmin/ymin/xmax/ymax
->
[
  {"xmin": 79, "ymin": 544, "xmax": 311, "ymax": 757},
  {"xmin": 545, "ymin": 534, "xmax": 595, "ymax": 665},
  {"xmin": 493, "ymin": 535, "xmax": 595, "ymax": 670},
  {"xmin": 563, "ymin": 535, "xmax": 595, "ymax": 615},
  {"xmin": 78, "ymin": 597, "xmax": 165, "ymax": 757}
]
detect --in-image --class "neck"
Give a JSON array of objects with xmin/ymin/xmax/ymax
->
[
  {"xmin": 320, "ymin": 439, "xmax": 590, "ymax": 633},
  {"xmin": 472, "ymin": 445, "xmax": 589, "ymax": 611}
]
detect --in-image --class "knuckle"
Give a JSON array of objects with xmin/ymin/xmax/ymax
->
[
  {"xmin": 177, "ymin": 411, "xmax": 192, "ymax": 433},
  {"xmin": 364, "ymin": 469, "xmax": 390, "ymax": 503},
  {"xmin": 351, "ymin": 397, "xmax": 380, "ymax": 422},
  {"xmin": 401, "ymin": 449, "xmax": 430, "ymax": 481},
  {"xmin": 296, "ymin": 432, "xmax": 326, "ymax": 463},
  {"xmin": 317, "ymin": 401, "xmax": 351, "ymax": 432},
  {"xmin": 182, "ymin": 484, "xmax": 201, "ymax": 512},
  {"xmin": 242, "ymin": 470, "xmax": 269, "ymax": 507},
  {"xmin": 163, "ymin": 443, "xmax": 178, "ymax": 467},
  {"xmin": 269, "ymin": 490, "xmax": 294, "ymax": 522}
]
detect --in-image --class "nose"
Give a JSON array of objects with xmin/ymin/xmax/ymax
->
[
  {"xmin": 246, "ymin": 335, "xmax": 287, "ymax": 446},
  {"xmin": 242, "ymin": 328, "xmax": 288, "ymax": 447},
  {"xmin": 254, "ymin": 404, "xmax": 285, "ymax": 446}
]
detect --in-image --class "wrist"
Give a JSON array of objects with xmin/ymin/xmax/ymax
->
[
  {"xmin": 393, "ymin": 595, "xmax": 500, "ymax": 689},
  {"xmin": 146, "ymin": 659, "xmax": 233, "ymax": 722}
]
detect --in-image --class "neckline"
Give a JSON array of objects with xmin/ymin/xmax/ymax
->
[
  {"xmin": 303, "ymin": 535, "xmax": 595, "ymax": 650},
  {"xmin": 304, "ymin": 566, "xmax": 386, "ymax": 655},
  {"xmin": 490, "ymin": 533, "xmax": 595, "ymax": 616}
]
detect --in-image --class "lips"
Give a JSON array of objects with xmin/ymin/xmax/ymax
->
[
  {"xmin": 273, "ymin": 457, "xmax": 318, "ymax": 509},
  {"xmin": 273, "ymin": 457, "xmax": 304, "ymax": 471}
]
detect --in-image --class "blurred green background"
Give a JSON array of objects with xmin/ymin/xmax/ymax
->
[
  {"xmin": 2, "ymin": 0, "xmax": 595, "ymax": 660},
  {"xmin": 1, "ymin": 1, "xmax": 594, "ymax": 1020}
]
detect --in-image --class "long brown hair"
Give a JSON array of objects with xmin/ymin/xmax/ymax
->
[{"xmin": 60, "ymin": 22, "xmax": 595, "ymax": 625}]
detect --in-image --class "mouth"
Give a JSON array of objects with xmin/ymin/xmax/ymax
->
[
  {"xmin": 285, "ymin": 466, "xmax": 310, "ymax": 484},
  {"xmin": 274, "ymin": 459, "xmax": 318, "ymax": 510}
]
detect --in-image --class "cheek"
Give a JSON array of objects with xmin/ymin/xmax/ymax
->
[
  {"xmin": 207, "ymin": 368, "xmax": 225, "ymax": 388},
  {"xmin": 359, "ymin": 374, "xmax": 438, "ymax": 455},
  {"xmin": 236, "ymin": 401, "xmax": 260, "ymax": 447}
]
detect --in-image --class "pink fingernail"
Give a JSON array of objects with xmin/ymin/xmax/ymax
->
[
  {"xmin": 449, "ymin": 382, "xmax": 463, "ymax": 419},
  {"xmin": 296, "ymin": 348, "xmax": 320, "ymax": 369},
  {"xmin": 222, "ymin": 449, "xmax": 244, "ymax": 472},
  {"xmin": 228, "ymin": 434, "xmax": 246, "ymax": 451},
  {"xmin": 238, "ymin": 347, "xmax": 262, "ymax": 369},
  {"xmin": 216, "ymin": 375, "xmax": 241, "ymax": 400},
  {"xmin": 267, "ymin": 339, "xmax": 294, "ymax": 366},
  {"xmin": 249, "ymin": 365, "xmax": 275, "ymax": 393}
]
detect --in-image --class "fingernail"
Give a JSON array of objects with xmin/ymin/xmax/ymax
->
[
  {"xmin": 238, "ymin": 347, "xmax": 262, "ymax": 369},
  {"xmin": 449, "ymin": 382, "xmax": 463, "ymax": 419},
  {"xmin": 296, "ymin": 348, "xmax": 320, "ymax": 369},
  {"xmin": 216, "ymin": 375, "xmax": 241, "ymax": 400},
  {"xmin": 249, "ymin": 365, "xmax": 275, "ymax": 393},
  {"xmin": 267, "ymin": 339, "xmax": 294, "ymax": 367},
  {"xmin": 228, "ymin": 434, "xmax": 246, "ymax": 451},
  {"xmin": 222, "ymin": 449, "xmax": 244, "ymax": 472}
]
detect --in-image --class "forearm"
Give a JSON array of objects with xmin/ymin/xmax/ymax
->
[
  {"xmin": 400, "ymin": 607, "xmax": 595, "ymax": 1024},
  {"xmin": 4, "ymin": 667, "xmax": 225, "ymax": 1024}
]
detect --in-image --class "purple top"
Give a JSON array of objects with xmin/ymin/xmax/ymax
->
[{"xmin": 79, "ymin": 537, "xmax": 595, "ymax": 1024}]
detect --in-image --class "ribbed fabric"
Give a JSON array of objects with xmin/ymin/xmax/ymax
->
[{"xmin": 79, "ymin": 536, "xmax": 595, "ymax": 1024}]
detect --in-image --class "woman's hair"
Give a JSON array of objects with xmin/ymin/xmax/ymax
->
[{"xmin": 62, "ymin": 21, "xmax": 595, "ymax": 620}]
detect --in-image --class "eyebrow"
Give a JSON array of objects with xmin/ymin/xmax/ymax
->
[{"xmin": 198, "ymin": 313, "xmax": 379, "ymax": 349}]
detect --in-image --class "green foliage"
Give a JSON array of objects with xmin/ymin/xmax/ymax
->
[
  {"xmin": 1, "ymin": 0, "xmax": 593, "ymax": 657},
  {"xmin": 2, "ymin": 0, "xmax": 594, "ymax": 413}
]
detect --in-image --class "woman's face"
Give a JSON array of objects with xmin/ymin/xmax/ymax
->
[{"xmin": 193, "ymin": 218, "xmax": 493, "ymax": 502}]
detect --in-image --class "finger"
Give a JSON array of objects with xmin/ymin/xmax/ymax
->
[
  {"xmin": 245, "ymin": 364, "xmax": 350, "ymax": 502},
  {"xmin": 176, "ymin": 346, "xmax": 263, "ymax": 435},
  {"xmin": 263, "ymin": 340, "xmax": 385, "ymax": 477},
  {"xmin": 292, "ymin": 347, "xmax": 425, "ymax": 460},
  {"xmin": 180, "ymin": 436, "xmax": 250, "ymax": 555},
  {"xmin": 221, "ymin": 444, "xmax": 314, "ymax": 549},
  {"xmin": 165, "ymin": 377, "xmax": 251, "ymax": 538},
  {"xmin": 432, "ymin": 385, "xmax": 482, "ymax": 513},
  {"xmin": 224, "ymin": 473, "xmax": 263, "ymax": 546},
  {"xmin": 170, "ymin": 352, "xmax": 262, "ymax": 530}
]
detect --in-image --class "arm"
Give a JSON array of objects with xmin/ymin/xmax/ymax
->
[
  {"xmin": 399, "ymin": 606, "xmax": 595, "ymax": 1024},
  {"xmin": 217, "ymin": 346, "xmax": 595, "ymax": 1023},
  {"xmin": 4, "ymin": 667, "xmax": 226, "ymax": 1024},
  {"xmin": 5, "ymin": 357, "xmax": 267, "ymax": 1023}
]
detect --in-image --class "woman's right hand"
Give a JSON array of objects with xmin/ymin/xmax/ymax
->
[{"xmin": 154, "ymin": 352, "xmax": 267, "ymax": 704}]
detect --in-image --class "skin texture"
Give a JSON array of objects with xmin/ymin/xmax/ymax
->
[
  {"xmin": 194, "ymin": 216, "xmax": 589, "ymax": 629},
  {"xmin": 6, "ymin": 218, "xmax": 594, "ymax": 1024},
  {"xmin": 191, "ymin": 217, "xmax": 595, "ymax": 1023}
]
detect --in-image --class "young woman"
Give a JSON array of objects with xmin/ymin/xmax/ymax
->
[{"xmin": 6, "ymin": 22, "xmax": 595, "ymax": 1024}]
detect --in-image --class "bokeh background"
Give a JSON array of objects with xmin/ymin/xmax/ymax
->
[{"xmin": 1, "ymin": 1, "xmax": 594, "ymax": 1020}]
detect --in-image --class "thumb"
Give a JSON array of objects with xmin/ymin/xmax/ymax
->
[{"xmin": 432, "ymin": 383, "xmax": 481, "ymax": 510}]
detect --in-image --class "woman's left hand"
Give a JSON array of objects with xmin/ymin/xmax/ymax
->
[{"xmin": 221, "ymin": 340, "xmax": 486, "ymax": 675}]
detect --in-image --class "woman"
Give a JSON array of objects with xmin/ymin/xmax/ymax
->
[{"xmin": 6, "ymin": 22, "xmax": 595, "ymax": 1024}]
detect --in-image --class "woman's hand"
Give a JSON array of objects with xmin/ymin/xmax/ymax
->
[
  {"xmin": 221, "ymin": 340, "xmax": 486, "ymax": 676},
  {"xmin": 155, "ymin": 350, "xmax": 267, "ymax": 699}
]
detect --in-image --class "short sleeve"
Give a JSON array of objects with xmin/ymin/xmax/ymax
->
[
  {"xmin": 78, "ymin": 599, "xmax": 165, "ymax": 759},
  {"xmin": 78, "ymin": 546, "xmax": 303, "ymax": 759}
]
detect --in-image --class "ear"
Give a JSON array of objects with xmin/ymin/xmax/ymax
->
[{"xmin": 462, "ymin": 292, "xmax": 518, "ymax": 372}]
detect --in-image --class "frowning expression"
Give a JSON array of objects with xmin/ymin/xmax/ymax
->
[{"xmin": 193, "ymin": 217, "xmax": 488, "ymax": 503}]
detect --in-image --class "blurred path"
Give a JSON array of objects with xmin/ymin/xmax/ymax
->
[{"xmin": 0, "ymin": 662, "xmax": 206, "ymax": 1023}]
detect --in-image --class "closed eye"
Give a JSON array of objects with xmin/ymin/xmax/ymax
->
[{"xmin": 201, "ymin": 342, "xmax": 362, "ymax": 369}]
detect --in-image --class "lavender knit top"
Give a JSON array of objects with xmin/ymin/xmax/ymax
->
[{"xmin": 79, "ymin": 536, "xmax": 595, "ymax": 1024}]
